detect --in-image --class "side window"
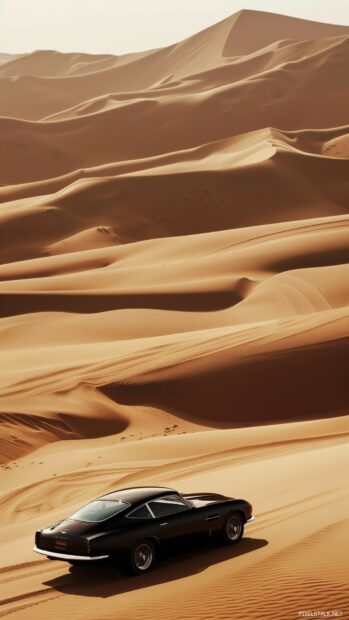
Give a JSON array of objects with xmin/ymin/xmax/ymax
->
[
  {"xmin": 127, "ymin": 504, "xmax": 153, "ymax": 520},
  {"xmin": 148, "ymin": 494, "xmax": 189, "ymax": 518}
]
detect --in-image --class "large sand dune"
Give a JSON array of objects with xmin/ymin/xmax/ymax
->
[{"xmin": 0, "ymin": 9, "xmax": 348, "ymax": 620}]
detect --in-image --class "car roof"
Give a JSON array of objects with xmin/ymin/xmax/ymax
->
[{"xmin": 98, "ymin": 486, "xmax": 177, "ymax": 506}]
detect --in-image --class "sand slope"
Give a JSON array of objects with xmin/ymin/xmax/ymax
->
[
  {"xmin": 1, "ymin": 418, "xmax": 348, "ymax": 619},
  {"xmin": 1, "ymin": 36, "xmax": 349, "ymax": 183},
  {"xmin": 0, "ymin": 9, "xmax": 348, "ymax": 620}
]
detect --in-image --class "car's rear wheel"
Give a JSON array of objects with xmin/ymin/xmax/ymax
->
[
  {"xmin": 127, "ymin": 540, "xmax": 156, "ymax": 575},
  {"xmin": 220, "ymin": 512, "xmax": 244, "ymax": 545}
]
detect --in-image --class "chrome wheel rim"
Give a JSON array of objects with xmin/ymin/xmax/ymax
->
[
  {"xmin": 134, "ymin": 543, "xmax": 153, "ymax": 571},
  {"xmin": 226, "ymin": 516, "xmax": 242, "ymax": 541}
]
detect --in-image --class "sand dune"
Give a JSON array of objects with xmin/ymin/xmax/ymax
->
[
  {"xmin": 0, "ymin": 127, "xmax": 348, "ymax": 264},
  {"xmin": 0, "ymin": 10, "xmax": 347, "ymax": 121},
  {"xmin": 1, "ymin": 35, "xmax": 349, "ymax": 183},
  {"xmin": 0, "ymin": 9, "xmax": 348, "ymax": 620}
]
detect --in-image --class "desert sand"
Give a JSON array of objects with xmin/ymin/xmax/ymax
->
[{"xmin": 0, "ymin": 9, "xmax": 348, "ymax": 620}]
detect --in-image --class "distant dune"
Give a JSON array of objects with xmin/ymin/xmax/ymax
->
[{"xmin": 0, "ymin": 10, "xmax": 348, "ymax": 620}]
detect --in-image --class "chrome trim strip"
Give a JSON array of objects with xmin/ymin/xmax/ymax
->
[
  {"xmin": 146, "ymin": 502, "xmax": 156, "ymax": 518},
  {"xmin": 33, "ymin": 546, "xmax": 109, "ymax": 561},
  {"xmin": 246, "ymin": 515, "xmax": 255, "ymax": 523},
  {"xmin": 179, "ymin": 494, "xmax": 194, "ymax": 509}
]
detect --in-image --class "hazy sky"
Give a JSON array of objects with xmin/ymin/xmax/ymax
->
[{"xmin": 1, "ymin": 0, "xmax": 348, "ymax": 55}]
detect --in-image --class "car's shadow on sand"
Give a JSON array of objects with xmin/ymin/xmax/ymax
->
[{"xmin": 44, "ymin": 537, "xmax": 268, "ymax": 598}]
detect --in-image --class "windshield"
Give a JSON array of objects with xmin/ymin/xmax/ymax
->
[{"xmin": 69, "ymin": 500, "xmax": 130, "ymax": 522}]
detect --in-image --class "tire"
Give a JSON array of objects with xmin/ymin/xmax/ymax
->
[
  {"xmin": 127, "ymin": 540, "xmax": 156, "ymax": 575},
  {"xmin": 220, "ymin": 512, "xmax": 244, "ymax": 545}
]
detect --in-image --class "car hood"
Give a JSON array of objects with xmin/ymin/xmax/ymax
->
[{"xmin": 182, "ymin": 492, "xmax": 232, "ymax": 502}]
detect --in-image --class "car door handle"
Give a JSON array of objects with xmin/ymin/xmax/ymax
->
[
  {"xmin": 205, "ymin": 514, "xmax": 221, "ymax": 521},
  {"xmin": 160, "ymin": 522, "xmax": 168, "ymax": 526}
]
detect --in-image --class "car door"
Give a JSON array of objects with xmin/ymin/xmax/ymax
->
[
  {"xmin": 147, "ymin": 494, "xmax": 200, "ymax": 545},
  {"xmin": 199, "ymin": 503, "xmax": 225, "ymax": 532}
]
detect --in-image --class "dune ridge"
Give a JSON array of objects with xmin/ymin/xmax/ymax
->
[
  {"xmin": 0, "ymin": 9, "xmax": 348, "ymax": 620},
  {"xmin": 1, "ymin": 34, "xmax": 349, "ymax": 184}
]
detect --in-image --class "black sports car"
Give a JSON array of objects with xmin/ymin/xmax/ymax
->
[{"xmin": 34, "ymin": 486, "xmax": 254, "ymax": 574}]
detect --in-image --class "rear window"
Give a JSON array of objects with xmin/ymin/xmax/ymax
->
[{"xmin": 69, "ymin": 500, "xmax": 130, "ymax": 522}]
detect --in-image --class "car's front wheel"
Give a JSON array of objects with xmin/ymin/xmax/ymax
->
[
  {"xmin": 127, "ymin": 540, "xmax": 156, "ymax": 575},
  {"xmin": 220, "ymin": 512, "xmax": 244, "ymax": 545}
]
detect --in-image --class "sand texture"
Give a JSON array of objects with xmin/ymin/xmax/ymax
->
[{"xmin": 0, "ymin": 10, "xmax": 348, "ymax": 620}]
